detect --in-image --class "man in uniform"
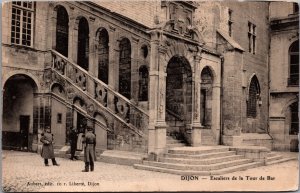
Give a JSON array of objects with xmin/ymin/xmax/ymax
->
[
  {"xmin": 82, "ymin": 126, "xmax": 96, "ymax": 172},
  {"xmin": 40, "ymin": 127, "xmax": 60, "ymax": 166},
  {"xmin": 69, "ymin": 127, "xmax": 79, "ymax": 160}
]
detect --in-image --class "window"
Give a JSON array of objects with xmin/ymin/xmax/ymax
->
[
  {"xmin": 138, "ymin": 65, "xmax": 148, "ymax": 101},
  {"xmin": 11, "ymin": 1, "xmax": 34, "ymax": 46},
  {"xmin": 56, "ymin": 6, "xmax": 69, "ymax": 57},
  {"xmin": 98, "ymin": 29, "xmax": 109, "ymax": 84},
  {"xmin": 119, "ymin": 38, "xmax": 131, "ymax": 99},
  {"xmin": 290, "ymin": 102, "xmax": 299, "ymax": 135},
  {"xmin": 288, "ymin": 40, "xmax": 299, "ymax": 86},
  {"xmin": 248, "ymin": 22, "xmax": 256, "ymax": 54},
  {"xmin": 228, "ymin": 9, "xmax": 233, "ymax": 37},
  {"xmin": 57, "ymin": 113, "xmax": 62, "ymax": 124},
  {"xmin": 247, "ymin": 76, "xmax": 260, "ymax": 118},
  {"xmin": 293, "ymin": 3, "xmax": 299, "ymax": 14}
]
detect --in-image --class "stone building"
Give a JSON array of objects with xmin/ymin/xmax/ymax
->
[
  {"xmin": 1, "ymin": 1, "xmax": 299, "ymax": 156},
  {"xmin": 269, "ymin": 2, "xmax": 299, "ymax": 151}
]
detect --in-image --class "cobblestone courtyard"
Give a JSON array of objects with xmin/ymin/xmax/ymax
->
[{"xmin": 2, "ymin": 150, "xmax": 299, "ymax": 192}]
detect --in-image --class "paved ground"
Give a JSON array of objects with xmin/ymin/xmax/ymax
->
[{"xmin": 2, "ymin": 150, "xmax": 299, "ymax": 192}]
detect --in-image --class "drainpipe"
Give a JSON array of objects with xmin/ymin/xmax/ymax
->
[{"xmin": 219, "ymin": 55, "xmax": 224, "ymax": 145}]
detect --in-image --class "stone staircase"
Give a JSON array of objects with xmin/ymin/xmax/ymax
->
[
  {"xmin": 133, "ymin": 146, "xmax": 297, "ymax": 175},
  {"xmin": 166, "ymin": 136, "xmax": 186, "ymax": 148},
  {"xmin": 265, "ymin": 152, "xmax": 296, "ymax": 165}
]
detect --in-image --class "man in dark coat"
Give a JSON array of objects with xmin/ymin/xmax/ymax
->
[
  {"xmin": 82, "ymin": 126, "xmax": 96, "ymax": 172},
  {"xmin": 40, "ymin": 127, "xmax": 59, "ymax": 166},
  {"xmin": 69, "ymin": 127, "xmax": 79, "ymax": 160}
]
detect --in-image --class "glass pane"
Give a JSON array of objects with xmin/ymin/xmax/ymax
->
[{"xmin": 290, "ymin": 54, "xmax": 299, "ymax": 64}]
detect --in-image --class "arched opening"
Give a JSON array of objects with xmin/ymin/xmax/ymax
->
[
  {"xmin": 166, "ymin": 56, "xmax": 192, "ymax": 139},
  {"xmin": 289, "ymin": 101, "xmax": 299, "ymax": 135},
  {"xmin": 288, "ymin": 40, "xmax": 299, "ymax": 86},
  {"xmin": 138, "ymin": 65, "xmax": 148, "ymax": 101},
  {"xmin": 73, "ymin": 97, "xmax": 87, "ymax": 134},
  {"xmin": 97, "ymin": 28, "xmax": 109, "ymax": 84},
  {"xmin": 247, "ymin": 75, "xmax": 260, "ymax": 118},
  {"xmin": 77, "ymin": 17, "xmax": 89, "ymax": 71},
  {"xmin": 2, "ymin": 74, "xmax": 38, "ymax": 151},
  {"xmin": 119, "ymin": 38, "xmax": 131, "ymax": 99},
  {"xmin": 55, "ymin": 6, "xmax": 69, "ymax": 57},
  {"xmin": 200, "ymin": 67, "xmax": 214, "ymax": 127}
]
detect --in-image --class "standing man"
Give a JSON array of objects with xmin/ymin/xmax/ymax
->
[
  {"xmin": 40, "ymin": 127, "xmax": 60, "ymax": 166},
  {"xmin": 69, "ymin": 127, "xmax": 79, "ymax": 160},
  {"xmin": 82, "ymin": 126, "xmax": 96, "ymax": 172}
]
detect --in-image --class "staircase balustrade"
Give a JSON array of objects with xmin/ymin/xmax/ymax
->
[{"xmin": 51, "ymin": 50, "xmax": 149, "ymax": 136}]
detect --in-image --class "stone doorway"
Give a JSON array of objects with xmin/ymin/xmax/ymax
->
[
  {"xmin": 165, "ymin": 56, "xmax": 192, "ymax": 141},
  {"xmin": 2, "ymin": 74, "xmax": 37, "ymax": 151}
]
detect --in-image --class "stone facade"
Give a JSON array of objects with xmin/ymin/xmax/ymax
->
[
  {"xmin": 269, "ymin": 2, "xmax": 299, "ymax": 151},
  {"xmin": 1, "ymin": 1, "xmax": 299, "ymax": 155}
]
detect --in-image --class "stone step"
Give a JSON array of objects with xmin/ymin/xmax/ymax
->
[
  {"xmin": 164, "ymin": 151, "xmax": 236, "ymax": 159},
  {"xmin": 98, "ymin": 150, "xmax": 147, "ymax": 166},
  {"xmin": 265, "ymin": 157, "xmax": 296, "ymax": 166},
  {"xmin": 142, "ymin": 158, "xmax": 252, "ymax": 171},
  {"xmin": 168, "ymin": 146, "xmax": 230, "ymax": 155},
  {"xmin": 166, "ymin": 139, "xmax": 185, "ymax": 144},
  {"xmin": 134, "ymin": 161, "xmax": 263, "ymax": 176},
  {"xmin": 166, "ymin": 143, "xmax": 186, "ymax": 148},
  {"xmin": 159, "ymin": 155, "xmax": 244, "ymax": 165},
  {"xmin": 266, "ymin": 155, "xmax": 283, "ymax": 162}
]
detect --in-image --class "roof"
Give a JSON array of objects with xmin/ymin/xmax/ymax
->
[{"xmin": 217, "ymin": 29, "xmax": 245, "ymax": 52}]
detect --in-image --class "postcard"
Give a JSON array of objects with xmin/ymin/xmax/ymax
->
[{"xmin": 1, "ymin": 0, "xmax": 299, "ymax": 192}]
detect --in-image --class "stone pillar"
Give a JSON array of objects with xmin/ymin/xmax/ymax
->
[
  {"xmin": 71, "ymin": 19, "xmax": 79, "ymax": 64},
  {"xmin": 212, "ymin": 83, "xmax": 221, "ymax": 144},
  {"xmin": 131, "ymin": 36, "xmax": 139, "ymax": 102},
  {"xmin": 191, "ymin": 54, "xmax": 203, "ymax": 146},
  {"xmin": 147, "ymin": 31, "xmax": 159, "ymax": 154},
  {"xmin": 68, "ymin": 17, "xmax": 75, "ymax": 62},
  {"xmin": 148, "ymin": 31, "xmax": 168, "ymax": 155}
]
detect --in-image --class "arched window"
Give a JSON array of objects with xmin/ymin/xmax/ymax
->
[
  {"xmin": 56, "ymin": 6, "xmax": 69, "ymax": 57},
  {"xmin": 98, "ymin": 29, "xmax": 109, "ymax": 84},
  {"xmin": 200, "ymin": 67, "xmax": 213, "ymax": 126},
  {"xmin": 119, "ymin": 38, "xmax": 131, "ymax": 99},
  {"xmin": 138, "ymin": 65, "xmax": 148, "ymax": 101},
  {"xmin": 290, "ymin": 102, "xmax": 299, "ymax": 135},
  {"xmin": 247, "ymin": 76, "xmax": 260, "ymax": 118},
  {"xmin": 77, "ymin": 17, "xmax": 89, "ymax": 71},
  {"xmin": 289, "ymin": 40, "xmax": 299, "ymax": 86}
]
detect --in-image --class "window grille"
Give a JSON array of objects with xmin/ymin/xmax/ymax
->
[
  {"xmin": 288, "ymin": 40, "xmax": 299, "ymax": 86},
  {"xmin": 247, "ymin": 76, "xmax": 260, "ymax": 118}
]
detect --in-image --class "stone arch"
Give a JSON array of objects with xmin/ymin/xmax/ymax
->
[
  {"xmin": 2, "ymin": 70, "xmax": 40, "ymax": 92},
  {"xmin": 200, "ymin": 66, "xmax": 214, "ymax": 127},
  {"xmin": 96, "ymin": 27, "xmax": 109, "ymax": 84},
  {"xmin": 281, "ymin": 98, "xmax": 299, "ymax": 116},
  {"xmin": 75, "ymin": 16, "xmax": 90, "ymax": 71},
  {"xmin": 51, "ymin": 83, "xmax": 66, "ymax": 98},
  {"xmin": 247, "ymin": 74, "xmax": 261, "ymax": 99},
  {"xmin": 164, "ymin": 43, "xmax": 196, "ymax": 73},
  {"xmin": 2, "ymin": 74, "xmax": 39, "ymax": 150},
  {"xmin": 165, "ymin": 55, "xmax": 193, "ymax": 139},
  {"xmin": 54, "ymin": 5, "xmax": 69, "ymax": 57},
  {"xmin": 118, "ymin": 37, "xmax": 132, "ymax": 99}
]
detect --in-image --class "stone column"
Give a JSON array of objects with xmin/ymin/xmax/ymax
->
[
  {"xmin": 131, "ymin": 36, "xmax": 139, "ymax": 102},
  {"xmin": 71, "ymin": 19, "xmax": 79, "ymax": 64},
  {"xmin": 212, "ymin": 83, "xmax": 221, "ymax": 144},
  {"xmin": 191, "ymin": 54, "xmax": 203, "ymax": 146}
]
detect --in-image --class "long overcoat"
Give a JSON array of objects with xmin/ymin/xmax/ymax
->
[
  {"xmin": 83, "ymin": 132, "xmax": 96, "ymax": 162},
  {"xmin": 40, "ymin": 132, "xmax": 55, "ymax": 159}
]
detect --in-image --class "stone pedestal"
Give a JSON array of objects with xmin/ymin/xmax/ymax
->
[
  {"xmin": 222, "ymin": 135, "xmax": 243, "ymax": 146},
  {"xmin": 154, "ymin": 123, "xmax": 167, "ymax": 155},
  {"xmin": 191, "ymin": 124, "xmax": 203, "ymax": 146}
]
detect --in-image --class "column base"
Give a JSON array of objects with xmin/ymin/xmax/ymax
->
[
  {"xmin": 190, "ymin": 124, "xmax": 204, "ymax": 147},
  {"xmin": 154, "ymin": 122, "xmax": 167, "ymax": 156}
]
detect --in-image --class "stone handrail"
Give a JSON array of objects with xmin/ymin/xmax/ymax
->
[{"xmin": 50, "ymin": 50, "xmax": 149, "ymax": 135}]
